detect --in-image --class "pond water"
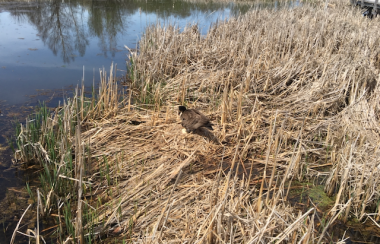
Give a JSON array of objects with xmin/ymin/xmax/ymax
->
[
  {"xmin": 0, "ymin": 0, "xmax": 245, "ymax": 105},
  {"xmin": 0, "ymin": 0, "xmax": 305, "ymax": 242}
]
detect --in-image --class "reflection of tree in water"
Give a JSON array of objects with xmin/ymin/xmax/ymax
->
[
  {"xmin": 85, "ymin": 0, "xmax": 248, "ymax": 57},
  {"xmin": 86, "ymin": 0, "xmax": 233, "ymax": 58},
  {"xmin": 87, "ymin": 0, "xmax": 135, "ymax": 58},
  {"xmin": 2, "ymin": 0, "xmax": 254, "ymax": 63},
  {"xmin": 138, "ymin": 0, "xmax": 232, "ymax": 19},
  {"xmin": 27, "ymin": 1, "xmax": 88, "ymax": 63}
]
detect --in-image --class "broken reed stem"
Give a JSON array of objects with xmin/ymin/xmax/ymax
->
[
  {"xmin": 318, "ymin": 199, "xmax": 352, "ymax": 244},
  {"xmin": 81, "ymin": 66, "xmax": 85, "ymax": 121},
  {"xmin": 128, "ymin": 85, "xmax": 132, "ymax": 112},
  {"xmin": 154, "ymin": 169, "xmax": 183, "ymax": 239},
  {"xmin": 273, "ymin": 207, "xmax": 315, "ymax": 244},
  {"xmin": 263, "ymin": 110, "xmax": 278, "ymax": 206},
  {"xmin": 75, "ymin": 124, "xmax": 84, "ymax": 244},
  {"xmin": 266, "ymin": 118, "xmax": 285, "ymax": 204},
  {"xmin": 37, "ymin": 189, "xmax": 40, "ymax": 244},
  {"xmin": 10, "ymin": 204, "xmax": 32, "ymax": 244},
  {"xmin": 331, "ymin": 135, "xmax": 358, "ymax": 215},
  {"xmin": 207, "ymin": 148, "xmax": 225, "ymax": 244},
  {"xmin": 221, "ymin": 80, "xmax": 229, "ymax": 125}
]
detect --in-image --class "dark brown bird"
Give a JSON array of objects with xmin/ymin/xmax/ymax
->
[{"xmin": 179, "ymin": 106, "xmax": 213, "ymax": 133}]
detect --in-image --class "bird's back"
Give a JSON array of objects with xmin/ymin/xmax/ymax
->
[{"xmin": 181, "ymin": 109, "xmax": 213, "ymax": 131}]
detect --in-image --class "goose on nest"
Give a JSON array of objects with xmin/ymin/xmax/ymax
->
[{"xmin": 178, "ymin": 106, "xmax": 213, "ymax": 133}]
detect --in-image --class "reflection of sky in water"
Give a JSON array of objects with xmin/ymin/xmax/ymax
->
[
  {"xmin": 0, "ymin": 1, "xmax": 236, "ymax": 105},
  {"xmin": 120, "ymin": 8, "xmax": 231, "ymax": 49}
]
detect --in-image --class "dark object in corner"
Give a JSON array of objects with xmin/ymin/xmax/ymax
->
[
  {"xmin": 363, "ymin": 7, "xmax": 375, "ymax": 18},
  {"xmin": 353, "ymin": 0, "xmax": 379, "ymax": 19},
  {"xmin": 179, "ymin": 106, "xmax": 213, "ymax": 133}
]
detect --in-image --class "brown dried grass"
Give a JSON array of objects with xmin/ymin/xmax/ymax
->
[
  {"xmin": 97, "ymin": 0, "xmax": 380, "ymax": 241},
  {"xmin": 13, "ymin": 0, "xmax": 380, "ymax": 242},
  {"xmin": 82, "ymin": 105, "xmax": 320, "ymax": 243}
]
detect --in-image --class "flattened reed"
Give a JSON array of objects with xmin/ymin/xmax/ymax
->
[
  {"xmin": 81, "ymin": 107, "xmax": 318, "ymax": 243},
  {"xmin": 124, "ymin": 0, "xmax": 380, "ymax": 240},
  {"xmin": 13, "ymin": 0, "xmax": 380, "ymax": 243}
]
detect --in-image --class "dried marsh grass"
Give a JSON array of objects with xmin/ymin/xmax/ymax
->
[
  {"xmin": 13, "ymin": 1, "xmax": 380, "ymax": 243},
  {"xmin": 123, "ymin": 1, "xmax": 380, "ymax": 241},
  {"xmin": 82, "ymin": 107, "xmax": 320, "ymax": 243}
]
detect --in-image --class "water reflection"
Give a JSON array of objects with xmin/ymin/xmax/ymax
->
[
  {"xmin": 30, "ymin": 1, "xmax": 88, "ymax": 63},
  {"xmin": 0, "ymin": 0, "xmax": 299, "ymax": 65},
  {"xmin": 0, "ymin": 0, "xmax": 260, "ymax": 105},
  {"xmin": 0, "ymin": 0, "xmax": 250, "ymax": 64}
]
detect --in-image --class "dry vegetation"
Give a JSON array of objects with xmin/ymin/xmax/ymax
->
[{"xmin": 12, "ymin": 0, "xmax": 380, "ymax": 243}]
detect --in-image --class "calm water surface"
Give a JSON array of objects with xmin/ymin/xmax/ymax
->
[
  {"xmin": 0, "ymin": 0, "xmax": 253, "ymax": 105},
  {"xmin": 0, "ymin": 0, "xmax": 299, "ymax": 242}
]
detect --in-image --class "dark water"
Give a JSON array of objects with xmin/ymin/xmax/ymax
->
[{"xmin": 0, "ymin": 0, "xmax": 304, "ymax": 243}]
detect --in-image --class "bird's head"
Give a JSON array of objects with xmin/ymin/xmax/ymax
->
[{"xmin": 178, "ymin": 106, "xmax": 187, "ymax": 113}]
